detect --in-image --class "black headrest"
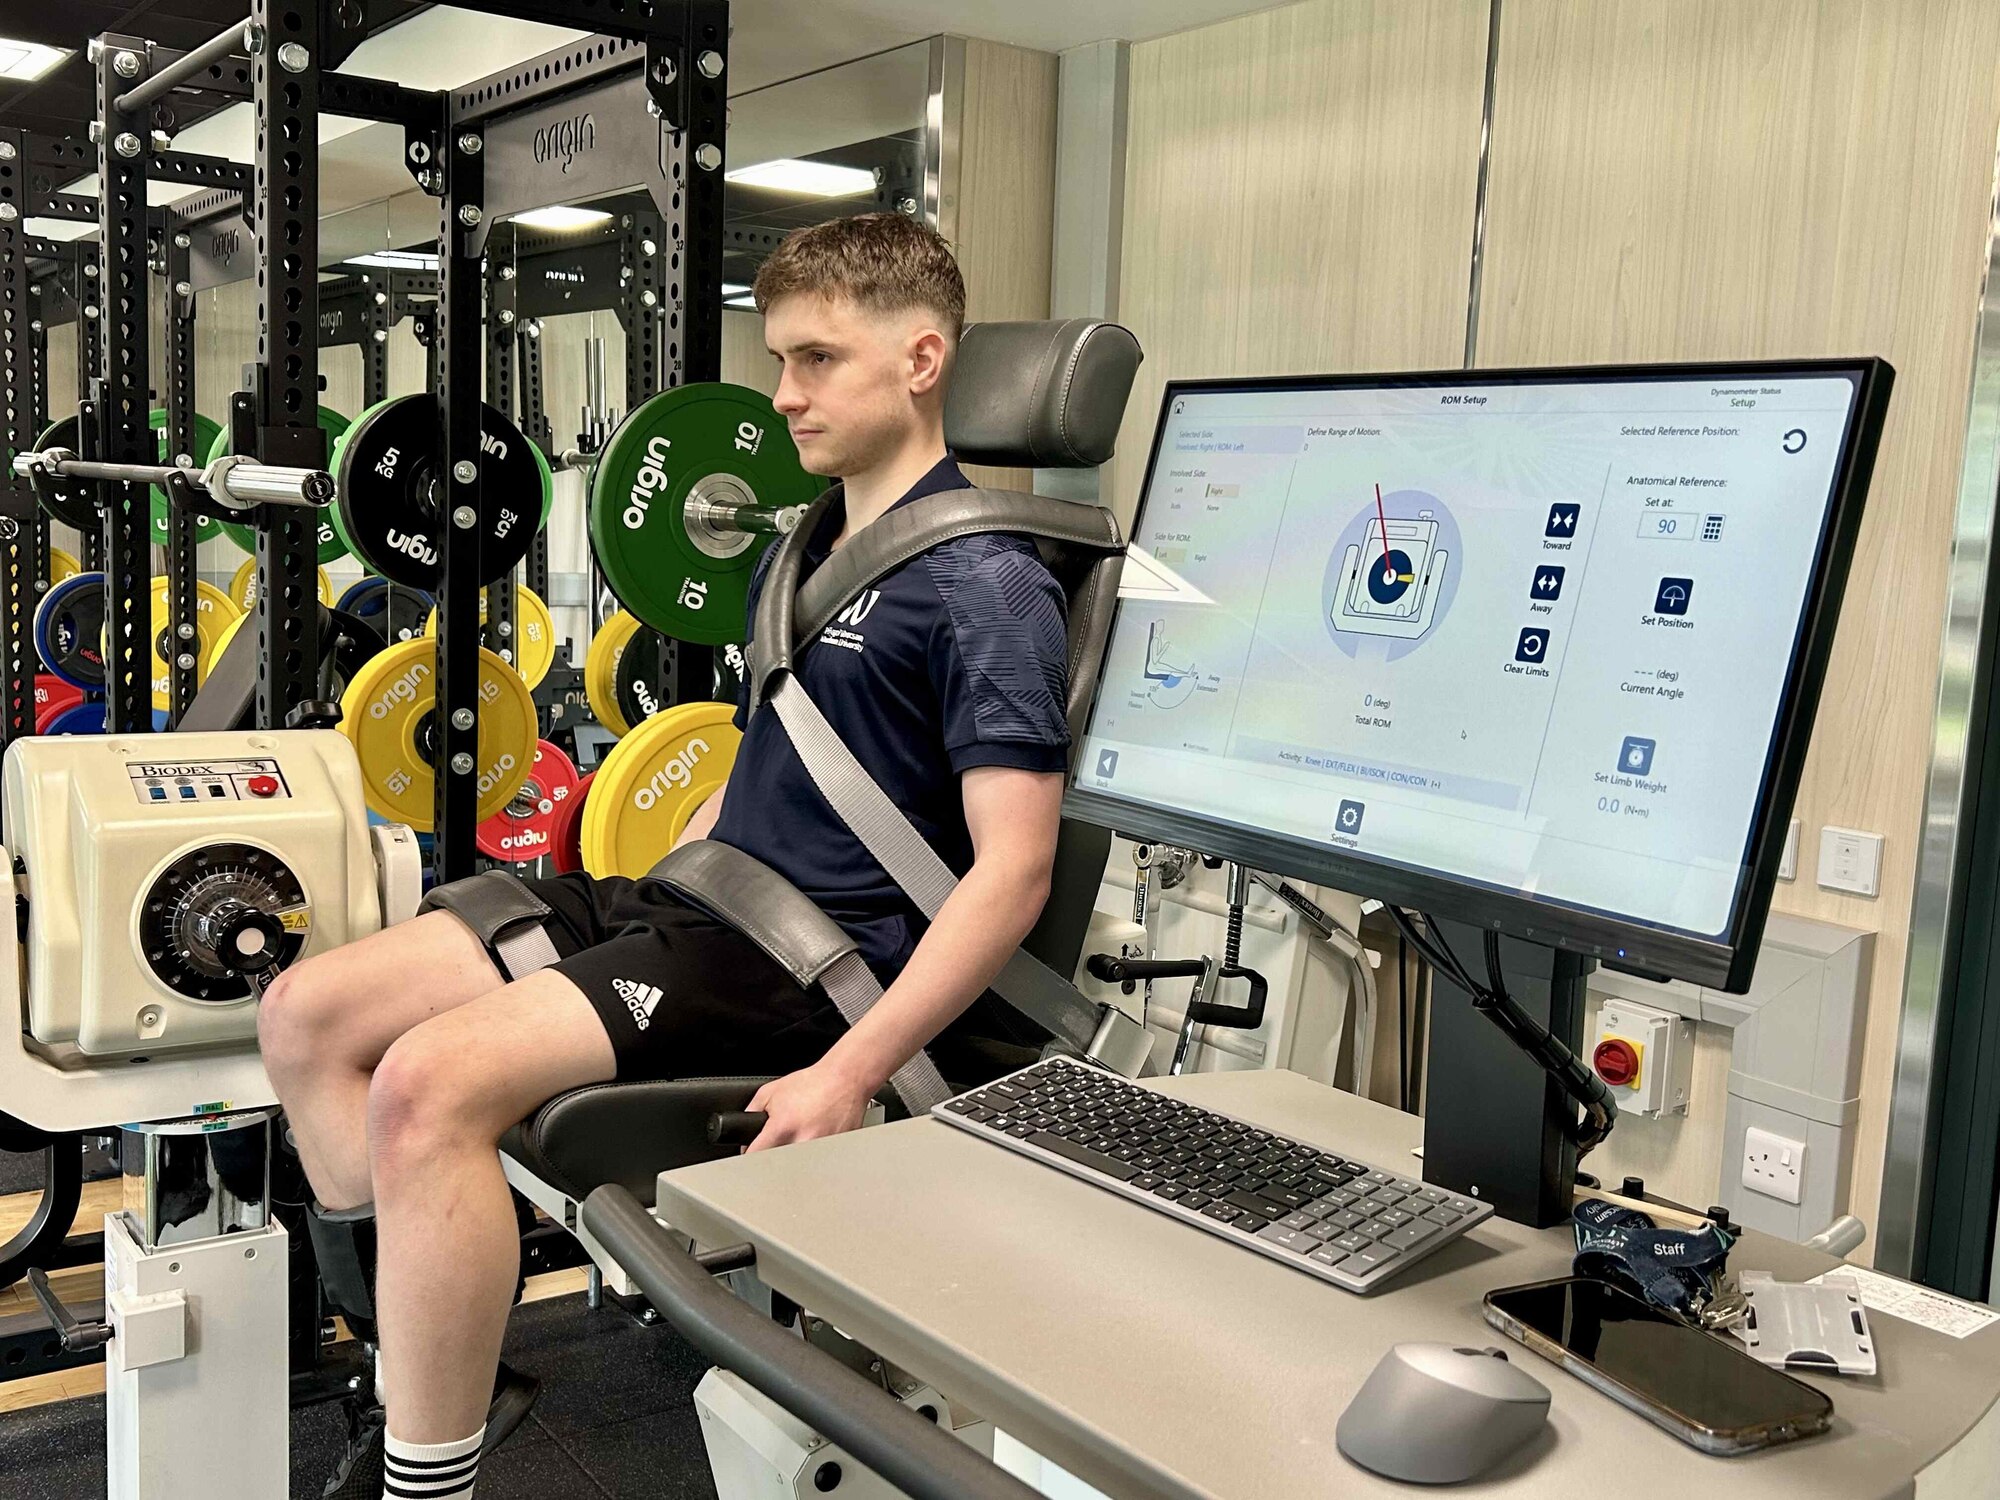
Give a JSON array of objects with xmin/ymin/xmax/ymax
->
[{"xmin": 944, "ymin": 318, "xmax": 1143, "ymax": 469}]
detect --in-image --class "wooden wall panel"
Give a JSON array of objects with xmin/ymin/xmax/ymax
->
[
  {"xmin": 1109, "ymin": 0, "xmax": 1494, "ymax": 524},
  {"xmin": 1476, "ymin": 0, "xmax": 2000, "ymax": 1254},
  {"xmin": 951, "ymin": 38, "xmax": 1059, "ymax": 492}
]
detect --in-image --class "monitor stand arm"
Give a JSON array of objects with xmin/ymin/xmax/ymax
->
[{"xmin": 1418, "ymin": 919, "xmax": 1612, "ymax": 1228}]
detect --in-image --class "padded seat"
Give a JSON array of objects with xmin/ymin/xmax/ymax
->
[
  {"xmin": 500, "ymin": 317, "xmax": 1139, "ymax": 1215},
  {"xmin": 501, "ymin": 1077, "xmax": 768, "ymax": 1206}
]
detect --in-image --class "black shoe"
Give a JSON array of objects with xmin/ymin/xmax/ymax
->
[{"xmin": 321, "ymin": 1401, "xmax": 385, "ymax": 1500}]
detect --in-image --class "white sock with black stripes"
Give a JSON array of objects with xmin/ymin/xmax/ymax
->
[{"xmin": 382, "ymin": 1426, "xmax": 484, "ymax": 1500}]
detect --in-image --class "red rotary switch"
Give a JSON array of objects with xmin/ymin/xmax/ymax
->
[
  {"xmin": 1592, "ymin": 1037, "xmax": 1641, "ymax": 1088},
  {"xmin": 247, "ymin": 775, "xmax": 279, "ymax": 798}
]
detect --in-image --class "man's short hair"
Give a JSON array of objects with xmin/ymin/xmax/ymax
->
[{"xmin": 752, "ymin": 213, "xmax": 965, "ymax": 341}]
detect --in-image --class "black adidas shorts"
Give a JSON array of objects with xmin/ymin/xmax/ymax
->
[{"xmin": 518, "ymin": 871, "xmax": 848, "ymax": 1082}]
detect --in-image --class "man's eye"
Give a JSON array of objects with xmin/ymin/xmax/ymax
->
[{"xmin": 810, "ymin": 351, "xmax": 830, "ymax": 366}]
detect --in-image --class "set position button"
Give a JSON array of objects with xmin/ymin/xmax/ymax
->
[{"xmin": 247, "ymin": 775, "xmax": 279, "ymax": 799}]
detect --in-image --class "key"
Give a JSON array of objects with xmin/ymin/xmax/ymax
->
[
  {"xmin": 1279, "ymin": 1211, "xmax": 1318, "ymax": 1231},
  {"xmin": 1255, "ymin": 1225, "xmax": 1321, "ymax": 1254},
  {"xmin": 1377, "ymin": 1208, "xmax": 1415, "ymax": 1228},
  {"xmin": 1423, "ymin": 1207, "xmax": 1464, "ymax": 1227},
  {"xmin": 1345, "ymin": 1245, "xmax": 1399, "ymax": 1274},
  {"xmin": 1332, "ymin": 1232, "xmax": 1372, "ymax": 1253},
  {"xmin": 1226, "ymin": 1191, "xmax": 1287, "ymax": 1221},
  {"xmin": 1382, "ymin": 1222, "xmax": 1440, "ymax": 1252},
  {"xmin": 1025, "ymin": 1131, "xmax": 1136, "ymax": 1181}
]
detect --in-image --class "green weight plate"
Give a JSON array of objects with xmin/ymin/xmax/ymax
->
[
  {"xmin": 147, "ymin": 410, "xmax": 224, "ymax": 544},
  {"xmin": 587, "ymin": 383, "xmax": 818, "ymax": 646},
  {"xmin": 213, "ymin": 404, "xmax": 352, "ymax": 564},
  {"xmin": 333, "ymin": 394, "xmax": 548, "ymax": 590}
]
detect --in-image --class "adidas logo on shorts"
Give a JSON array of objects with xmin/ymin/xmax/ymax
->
[{"xmin": 611, "ymin": 977, "xmax": 663, "ymax": 1031}]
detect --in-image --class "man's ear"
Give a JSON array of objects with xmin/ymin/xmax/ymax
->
[{"xmin": 908, "ymin": 327, "xmax": 949, "ymax": 398}]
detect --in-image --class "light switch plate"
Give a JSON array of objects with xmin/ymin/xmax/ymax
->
[
  {"xmin": 1778, "ymin": 819, "xmax": 1800, "ymax": 881},
  {"xmin": 1817, "ymin": 826, "xmax": 1882, "ymax": 898}
]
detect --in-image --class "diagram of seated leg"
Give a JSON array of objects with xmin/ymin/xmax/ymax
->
[
  {"xmin": 1332, "ymin": 509, "xmax": 1451, "ymax": 643},
  {"xmin": 1143, "ymin": 620, "xmax": 1199, "ymax": 707}
]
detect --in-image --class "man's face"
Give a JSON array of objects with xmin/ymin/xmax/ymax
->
[{"xmin": 764, "ymin": 292, "xmax": 942, "ymax": 478}]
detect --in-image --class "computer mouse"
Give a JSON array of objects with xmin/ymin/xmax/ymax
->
[{"xmin": 1336, "ymin": 1343, "xmax": 1551, "ymax": 1484}]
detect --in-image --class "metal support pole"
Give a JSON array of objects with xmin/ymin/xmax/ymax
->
[
  {"xmin": 96, "ymin": 37, "xmax": 155, "ymax": 736},
  {"xmin": 251, "ymin": 0, "xmax": 322, "ymax": 727},
  {"xmin": 520, "ymin": 321, "xmax": 550, "ymax": 599},
  {"xmin": 115, "ymin": 22, "xmax": 257, "ymax": 118},
  {"xmin": 0, "ymin": 124, "xmax": 44, "ymax": 767},
  {"xmin": 435, "ymin": 109, "xmax": 485, "ymax": 882},
  {"xmin": 484, "ymin": 243, "xmax": 518, "ymax": 668},
  {"xmin": 164, "ymin": 232, "xmax": 200, "ymax": 723}
]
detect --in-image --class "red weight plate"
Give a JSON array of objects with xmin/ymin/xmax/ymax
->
[
  {"xmin": 550, "ymin": 770, "xmax": 594, "ymax": 875},
  {"xmin": 476, "ymin": 741, "xmax": 581, "ymax": 864},
  {"xmin": 35, "ymin": 675, "xmax": 87, "ymax": 734}
]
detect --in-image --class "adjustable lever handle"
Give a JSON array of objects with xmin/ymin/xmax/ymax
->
[
  {"xmin": 27, "ymin": 1267, "xmax": 111, "ymax": 1353},
  {"xmin": 1187, "ymin": 965, "xmax": 1269, "ymax": 1032},
  {"xmin": 707, "ymin": 1111, "xmax": 768, "ymax": 1148},
  {"xmin": 1086, "ymin": 953, "xmax": 1207, "ymax": 985}
]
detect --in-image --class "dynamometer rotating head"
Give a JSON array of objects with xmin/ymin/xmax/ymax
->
[{"xmin": 137, "ymin": 842, "xmax": 310, "ymax": 1002}]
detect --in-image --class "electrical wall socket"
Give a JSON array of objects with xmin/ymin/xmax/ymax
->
[
  {"xmin": 1778, "ymin": 819, "xmax": 1800, "ymax": 881},
  {"xmin": 1742, "ymin": 1126, "xmax": 1807, "ymax": 1205}
]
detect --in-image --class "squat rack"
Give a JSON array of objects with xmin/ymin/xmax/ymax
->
[{"xmin": 0, "ymin": 0, "xmax": 729, "ymax": 880}]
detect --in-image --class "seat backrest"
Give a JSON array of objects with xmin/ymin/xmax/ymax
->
[
  {"xmin": 944, "ymin": 317, "xmax": 1142, "ymax": 744},
  {"xmin": 942, "ymin": 318, "xmax": 1143, "ymax": 983}
]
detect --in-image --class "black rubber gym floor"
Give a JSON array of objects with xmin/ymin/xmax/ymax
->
[{"xmin": 0, "ymin": 1291, "xmax": 724, "ymax": 1500}]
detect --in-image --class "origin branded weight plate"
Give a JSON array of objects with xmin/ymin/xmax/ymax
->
[
  {"xmin": 422, "ymin": 583, "xmax": 556, "ymax": 690},
  {"xmin": 337, "ymin": 637, "xmax": 538, "ymax": 832},
  {"xmin": 586, "ymin": 383, "xmax": 816, "ymax": 645},
  {"xmin": 337, "ymin": 576, "xmax": 435, "ymax": 646},
  {"xmin": 476, "ymin": 739, "xmax": 581, "ymax": 863},
  {"xmin": 579, "ymin": 701, "xmax": 739, "ymax": 878},
  {"xmin": 148, "ymin": 409, "xmax": 225, "ymax": 545},
  {"xmin": 229, "ymin": 555, "xmax": 334, "ymax": 611},
  {"xmin": 330, "ymin": 395, "xmax": 550, "ymax": 590},
  {"xmin": 33, "ymin": 572, "xmax": 108, "ymax": 689}
]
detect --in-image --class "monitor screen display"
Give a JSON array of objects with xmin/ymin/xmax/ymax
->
[{"xmin": 1066, "ymin": 361, "xmax": 1890, "ymax": 990}]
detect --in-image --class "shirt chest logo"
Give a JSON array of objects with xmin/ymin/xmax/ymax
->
[{"xmin": 820, "ymin": 590, "xmax": 883, "ymax": 654}]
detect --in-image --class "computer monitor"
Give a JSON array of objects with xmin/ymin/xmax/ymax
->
[{"xmin": 1067, "ymin": 359, "xmax": 1893, "ymax": 993}]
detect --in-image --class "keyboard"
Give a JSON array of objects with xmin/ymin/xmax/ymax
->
[{"xmin": 932, "ymin": 1056, "xmax": 1493, "ymax": 1293}]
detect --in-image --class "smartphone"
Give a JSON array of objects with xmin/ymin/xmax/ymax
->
[{"xmin": 1483, "ymin": 1276, "xmax": 1833, "ymax": 1456}]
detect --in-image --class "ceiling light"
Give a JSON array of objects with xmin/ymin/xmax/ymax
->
[
  {"xmin": 724, "ymin": 294, "xmax": 758, "ymax": 309},
  {"xmin": 722, "ymin": 282, "xmax": 751, "ymax": 297},
  {"xmin": 725, "ymin": 159, "xmax": 876, "ymax": 198},
  {"xmin": 0, "ymin": 39, "xmax": 70, "ymax": 82},
  {"xmin": 345, "ymin": 251, "xmax": 440, "ymax": 270},
  {"xmin": 508, "ymin": 205, "xmax": 613, "ymax": 232}
]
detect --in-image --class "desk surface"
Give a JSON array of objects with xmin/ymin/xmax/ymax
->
[{"xmin": 655, "ymin": 1070, "xmax": 2000, "ymax": 1500}]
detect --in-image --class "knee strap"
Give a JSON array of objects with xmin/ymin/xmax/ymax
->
[
  {"xmin": 307, "ymin": 1200, "xmax": 379, "ymax": 1341},
  {"xmin": 420, "ymin": 871, "xmax": 562, "ymax": 980}
]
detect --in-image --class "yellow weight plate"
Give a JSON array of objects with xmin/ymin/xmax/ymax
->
[
  {"xmin": 211, "ymin": 609, "xmax": 249, "ymax": 663},
  {"xmin": 338, "ymin": 638, "xmax": 538, "ymax": 832},
  {"xmin": 139, "ymin": 578, "xmax": 240, "ymax": 712},
  {"xmin": 584, "ymin": 609, "xmax": 642, "ymax": 738},
  {"xmin": 229, "ymin": 556, "xmax": 333, "ymax": 611},
  {"xmin": 422, "ymin": 584, "xmax": 556, "ymax": 690},
  {"xmin": 48, "ymin": 547, "xmax": 80, "ymax": 586},
  {"xmin": 579, "ymin": 701, "xmax": 739, "ymax": 878}
]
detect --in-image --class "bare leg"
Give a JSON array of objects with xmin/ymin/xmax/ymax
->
[
  {"xmin": 366, "ymin": 970, "xmax": 618, "ymax": 1441},
  {"xmin": 258, "ymin": 911, "xmax": 506, "ymax": 1211}
]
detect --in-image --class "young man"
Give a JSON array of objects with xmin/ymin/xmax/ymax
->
[{"xmin": 258, "ymin": 211, "xmax": 1074, "ymax": 1499}]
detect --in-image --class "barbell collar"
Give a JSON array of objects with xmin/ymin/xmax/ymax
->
[{"xmin": 683, "ymin": 495, "xmax": 809, "ymax": 537}]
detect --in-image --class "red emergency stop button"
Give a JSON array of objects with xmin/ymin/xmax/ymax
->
[
  {"xmin": 1593, "ymin": 1037, "xmax": 1641, "ymax": 1088},
  {"xmin": 247, "ymin": 775, "xmax": 278, "ymax": 798}
]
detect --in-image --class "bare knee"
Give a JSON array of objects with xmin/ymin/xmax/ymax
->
[
  {"xmin": 367, "ymin": 1031, "xmax": 498, "ymax": 1181},
  {"xmin": 258, "ymin": 958, "xmax": 359, "ymax": 1088}
]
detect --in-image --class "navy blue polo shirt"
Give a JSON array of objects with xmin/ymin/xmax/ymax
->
[{"xmin": 708, "ymin": 456, "xmax": 1071, "ymax": 979}]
